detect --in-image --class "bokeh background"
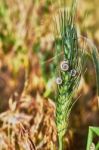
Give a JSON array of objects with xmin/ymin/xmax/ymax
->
[{"xmin": 0, "ymin": 0, "xmax": 99, "ymax": 150}]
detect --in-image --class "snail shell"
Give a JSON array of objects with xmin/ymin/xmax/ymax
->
[
  {"xmin": 70, "ymin": 69, "xmax": 77, "ymax": 77},
  {"xmin": 55, "ymin": 77, "xmax": 62, "ymax": 85},
  {"xmin": 90, "ymin": 143, "xmax": 95, "ymax": 150},
  {"xmin": 60, "ymin": 60, "xmax": 69, "ymax": 71}
]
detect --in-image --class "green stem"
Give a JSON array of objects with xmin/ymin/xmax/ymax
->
[{"xmin": 58, "ymin": 135, "xmax": 63, "ymax": 150}]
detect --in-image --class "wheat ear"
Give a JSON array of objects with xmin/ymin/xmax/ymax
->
[{"xmin": 53, "ymin": 0, "xmax": 82, "ymax": 149}]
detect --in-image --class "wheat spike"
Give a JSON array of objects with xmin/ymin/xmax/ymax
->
[{"xmin": 53, "ymin": 0, "xmax": 82, "ymax": 149}]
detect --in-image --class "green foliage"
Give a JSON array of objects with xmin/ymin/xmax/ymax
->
[{"xmin": 86, "ymin": 127, "xmax": 99, "ymax": 150}]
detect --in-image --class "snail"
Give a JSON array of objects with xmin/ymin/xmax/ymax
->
[
  {"xmin": 70, "ymin": 69, "xmax": 77, "ymax": 77},
  {"xmin": 60, "ymin": 60, "xmax": 69, "ymax": 71},
  {"xmin": 56, "ymin": 77, "xmax": 62, "ymax": 85}
]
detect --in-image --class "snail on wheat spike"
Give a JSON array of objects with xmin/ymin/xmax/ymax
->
[{"xmin": 53, "ymin": 0, "xmax": 83, "ymax": 149}]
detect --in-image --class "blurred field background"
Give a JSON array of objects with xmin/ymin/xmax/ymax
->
[{"xmin": 0, "ymin": 0, "xmax": 99, "ymax": 150}]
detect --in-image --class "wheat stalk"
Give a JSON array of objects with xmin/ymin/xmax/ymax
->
[{"xmin": 52, "ymin": 0, "xmax": 83, "ymax": 149}]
